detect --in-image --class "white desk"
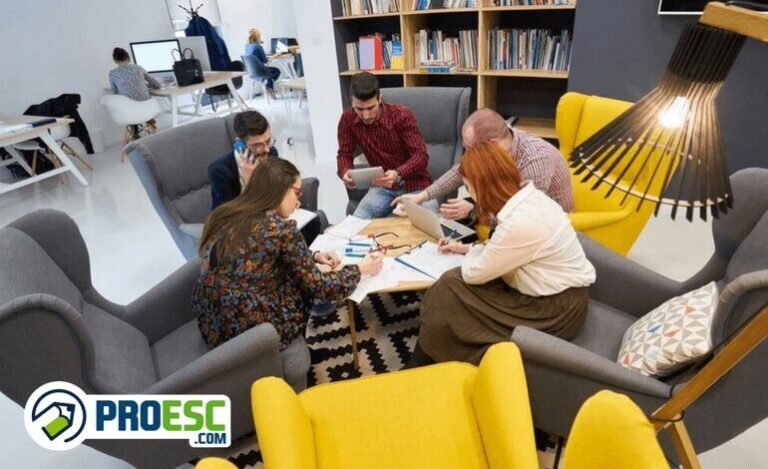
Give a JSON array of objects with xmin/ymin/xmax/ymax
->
[
  {"xmin": 150, "ymin": 71, "xmax": 248, "ymax": 127},
  {"xmin": 0, "ymin": 116, "xmax": 88, "ymax": 195},
  {"xmin": 268, "ymin": 54, "xmax": 298, "ymax": 80}
]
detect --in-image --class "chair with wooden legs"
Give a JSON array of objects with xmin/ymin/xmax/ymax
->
[
  {"xmin": 11, "ymin": 124, "xmax": 92, "ymax": 182},
  {"xmin": 100, "ymin": 94, "xmax": 161, "ymax": 162}
]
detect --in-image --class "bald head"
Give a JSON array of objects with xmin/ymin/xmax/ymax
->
[{"xmin": 462, "ymin": 108, "xmax": 512, "ymax": 152}]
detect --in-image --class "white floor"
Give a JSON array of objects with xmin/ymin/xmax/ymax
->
[{"xmin": 0, "ymin": 94, "xmax": 765, "ymax": 468}]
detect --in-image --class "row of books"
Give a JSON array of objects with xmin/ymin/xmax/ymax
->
[
  {"xmin": 414, "ymin": 29, "xmax": 478, "ymax": 71},
  {"xmin": 341, "ymin": 0, "xmax": 401, "ymax": 16},
  {"xmin": 346, "ymin": 34, "xmax": 405, "ymax": 71},
  {"xmin": 488, "ymin": 28, "xmax": 572, "ymax": 72},
  {"xmin": 491, "ymin": 0, "xmax": 575, "ymax": 5},
  {"xmin": 412, "ymin": 0, "xmax": 475, "ymax": 9}
]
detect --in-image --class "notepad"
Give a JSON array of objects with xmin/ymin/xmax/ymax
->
[
  {"xmin": 395, "ymin": 242, "xmax": 465, "ymax": 280},
  {"xmin": 325, "ymin": 215, "xmax": 370, "ymax": 239}
]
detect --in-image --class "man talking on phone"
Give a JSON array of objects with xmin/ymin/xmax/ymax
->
[{"xmin": 208, "ymin": 110, "xmax": 323, "ymax": 243}]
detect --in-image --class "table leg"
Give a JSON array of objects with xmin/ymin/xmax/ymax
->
[
  {"xmin": 227, "ymin": 79, "xmax": 248, "ymax": 111},
  {"xmin": 5, "ymin": 146, "xmax": 35, "ymax": 176},
  {"xmin": 39, "ymin": 133, "xmax": 88, "ymax": 186},
  {"xmin": 171, "ymin": 95, "xmax": 179, "ymax": 127},
  {"xmin": 346, "ymin": 300, "xmax": 360, "ymax": 369},
  {"xmin": 194, "ymin": 90, "xmax": 204, "ymax": 116}
]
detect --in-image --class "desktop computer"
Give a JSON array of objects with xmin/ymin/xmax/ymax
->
[{"xmin": 130, "ymin": 39, "xmax": 180, "ymax": 84}]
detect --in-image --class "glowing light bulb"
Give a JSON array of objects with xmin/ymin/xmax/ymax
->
[{"xmin": 659, "ymin": 97, "xmax": 690, "ymax": 129}]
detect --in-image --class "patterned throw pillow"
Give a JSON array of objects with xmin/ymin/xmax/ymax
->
[{"xmin": 617, "ymin": 282, "xmax": 719, "ymax": 377}]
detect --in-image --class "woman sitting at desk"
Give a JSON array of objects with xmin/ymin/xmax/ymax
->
[
  {"xmin": 408, "ymin": 141, "xmax": 596, "ymax": 367},
  {"xmin": 193, "ymin": 158, "xmax": 383, "ymax": 350},
  {"xmin": 245, "ymin": 28, "xmax": 281, "ymax": 98},
  {"xmin": 108, "ymin": 47, "xmax": 160, "ymax": 102}
]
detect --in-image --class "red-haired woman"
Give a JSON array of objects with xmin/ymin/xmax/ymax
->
[{"xmin": 409, "ymin": 141, "xmax": 596, "ymax": 367}]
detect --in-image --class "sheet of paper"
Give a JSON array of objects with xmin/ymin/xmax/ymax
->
[
  {"xmin": 309, "ymin": 234, "xmax": 374, "ymax": 266},
  {"xmin": 397, "ymin": 241, "xmax": 465, "ymax": 279},
  {"xmin": 289, "ymin": 208, "xmax": 317, "ymax": 230},
  {"xmin": 383, "ymin": 257, "xmax": 432, "ymax": 282},
  {"xmin": 325, "ymin": 215, "xmax": 370, "ymax": 239},
  {"xmin": 347, "ymin": 262, "xmax": 399, "ymax": 304}
]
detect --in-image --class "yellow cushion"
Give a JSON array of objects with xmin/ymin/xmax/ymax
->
[
  {"xmin": 299, "ymin": 363, "xmax": 488, "ymax": 469},
  {"xmin": 562, "ymin": 391, "xmax": 668, "ymax": 469},
  {"xmin": 194, "ymin": 458, "xmax": 237, "ymax": 469}
]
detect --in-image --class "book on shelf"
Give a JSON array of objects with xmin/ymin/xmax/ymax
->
[
  {"xmin": 347, "ymin": 0, "xmax": 401, "ymax": 15},
  {"xmin": 414, "ymin": 29, "xmax": 478, "ymax": 70},
  {"xmin": 488, "ymin": 28, "xmax": 572, "ymax": 72},
  {"xmin": 345, "ymin": 33, "xmax": 403, "ymax": 72},
  {"xmin": 490, "ymin": 0, "xmax": 575, "ymax": 5},
  {"xmin": 412, "ymin": 0, "xmax": 474, "ymax": 9}
]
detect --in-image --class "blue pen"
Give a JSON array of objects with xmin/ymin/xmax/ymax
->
[
  {"xmin": 345, "ymin": 247, "xmax": 370, "ymax": 254},
  {"xmin": 440, "ymin": 229, "xmax": 458, "ymax": 248},
  {"xmin": 347, "ymin": 242, "xmax": 371, "ymax": 247}
]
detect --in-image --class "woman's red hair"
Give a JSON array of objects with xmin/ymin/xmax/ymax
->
[{"xmin": 459, "ymin": 141, "xmax": 521, "ymax": 222}]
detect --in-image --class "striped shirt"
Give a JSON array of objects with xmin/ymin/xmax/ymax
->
[
  {"xmin": 424, "ymin": 125, "xmax": 574, "ymax": 212},
  {"xmin": 337, "ymin": 101, "xmax": 432, "ymax": 192},
  {"xmin": 109, "ymin": 64, "xmax": 161, "ymax": 102}
]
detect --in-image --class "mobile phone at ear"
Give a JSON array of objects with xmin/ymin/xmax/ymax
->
[{"xmin": 233, "ymin": 140, "xmax": 247, "ymax": 154}]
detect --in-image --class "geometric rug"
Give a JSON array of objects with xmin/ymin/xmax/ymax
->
[{"xmin": 211, "ymin": 291, "xmax": 562, "ymax": 468}]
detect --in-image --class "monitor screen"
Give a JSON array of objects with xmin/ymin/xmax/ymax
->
[
  {"xmin": 130, "ymin": 39, "xmax": 180, "ymax": 73},
  {"xmin": 658, "ymin": 0, "xmax": 712, "ymax": 14}
]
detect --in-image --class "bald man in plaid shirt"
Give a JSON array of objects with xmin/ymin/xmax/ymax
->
[
  {"xmin": 394, "ymin": 108, "xmax": 574, "ymax": 227},
  {"xmin": 337, "ymin": 72, "xmax": 439, "ymax": 219}
]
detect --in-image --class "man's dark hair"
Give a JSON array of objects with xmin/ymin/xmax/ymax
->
[
  {"xmin": 234, "ymin": 111, "xmax": 270, "ymax": 139},
  {"xmin": 349, "ymin": 72, "xmax": 380, "ymax": 101},
  {"xmin": 112, "ymin": 47, "xmax": 130, "ymax": 62}
]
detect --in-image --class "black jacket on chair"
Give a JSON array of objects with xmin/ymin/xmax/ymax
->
[{"xmin": 24, "ymin": 93, "xmax": 94, "ymax": 154}]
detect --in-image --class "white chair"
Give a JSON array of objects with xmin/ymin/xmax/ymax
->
[
  {"xmin": 12, "ymin": 124, "xmax": 92, "ymax": 178},
  {"xmin": 100, "ymin": 95, "xmax": 162, "ymax": 162}
]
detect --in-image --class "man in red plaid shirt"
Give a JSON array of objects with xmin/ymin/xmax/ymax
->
[{"xmin": 337, "ymin": 72, "xmax": 438, "ymax": 219}]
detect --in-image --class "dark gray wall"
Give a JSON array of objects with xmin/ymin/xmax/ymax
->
[{"xmin": 568, "ymin": 0, "xmax": 768, "ymax": 173}]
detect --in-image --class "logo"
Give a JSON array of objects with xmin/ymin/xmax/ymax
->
[{"xmin": 25, "ymin": 382, "xmax": 231, "ymax": 451}]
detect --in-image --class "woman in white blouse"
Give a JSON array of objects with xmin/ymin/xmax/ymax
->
[{"xmin": 408, "ymin": 141, "xmax": 596, "ymax": 367}]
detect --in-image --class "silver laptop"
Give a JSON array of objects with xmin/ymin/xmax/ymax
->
[{"xmin": 403, "ymin": 201, "xmax": 475, "ymax": 240}]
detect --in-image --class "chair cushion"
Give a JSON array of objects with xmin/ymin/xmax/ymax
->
[
  {"xmin": 151, "ymin": 319, "xmax": 209, "ymax": 380},
  {"xmin": 0, "ymin": 228, "xmax": 83, "ymax": 311},
  {"xmin": 298, "ymin": 364, "xmax": 488, "ymax": 468},
  {"xmin": 81, "ymin": 302, "xmax": 156, "ymax": 392},
  {"xmin": 617, "ymin": 282, "xmax": 718, "ymax": 377},
  {"xmin": 571, "ymin": 300, "xmax": 637, "ymax": 360}
]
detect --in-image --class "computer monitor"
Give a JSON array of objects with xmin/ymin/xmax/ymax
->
[
  {"xmin": 130, "ymin": 39, "xmax": 181, "ymax": 73},
  {"xmin": 271, "ymin": 37, "xmax": 298, "ymax": 54}
]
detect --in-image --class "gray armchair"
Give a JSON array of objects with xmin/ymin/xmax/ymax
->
[
  {"xmin": 126, "ymin": 113, "xmax": 326, "ymax": 260},
  {"xmin": 511, "ymin": 168, "xmax": 768, "ymax": 460},
  {"xmin": 345, "ymin": 87, "xmax": 471, "ymax": 215},
  {"xmin": 0, "ymin": 209, "xmax": 310, "ymax": 469}
]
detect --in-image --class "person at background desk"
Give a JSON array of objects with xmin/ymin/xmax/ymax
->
[
  {"xmin": 194, "ymin": 158, "xmax": 383, "ymax": 350},
  {"xmin": 245, "ymin": 28, "xmax": 281, "ymax": 99},
  {"xmin": 337, "ymin": 72, "xmax": 437, "ymax": 219},
  {"xmin": 109, "ymin": 47, "xmax": 160, "ymax": 133},
  {"xmin": 406, "ymin": 142, "xmax": 594, "ymax": 368},
  {"xmin": 394, "ymin": 108, "xmax": 573, "ymax": 239},
  {"xmin": 207, "ymin": 111, "xmax": 323, "ymax": 245}
]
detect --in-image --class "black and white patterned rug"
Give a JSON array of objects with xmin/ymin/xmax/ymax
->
[{"xmin": 206, "ymin": 291, "xmax": 561, "ymax": 468}]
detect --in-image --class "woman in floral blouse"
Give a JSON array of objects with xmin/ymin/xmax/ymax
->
[{"xmin": 193, "ymin": 159, "xmax": 383, "ymax": 350}]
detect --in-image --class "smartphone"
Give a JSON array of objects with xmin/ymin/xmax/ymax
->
[{"xmin": 233, "ymin": 140, "xmax": 255, "ymax": 163}]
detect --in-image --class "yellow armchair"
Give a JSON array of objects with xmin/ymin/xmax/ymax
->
[
  {"xmin": 557, "ymin": 92, "xmax": 670, "ymax": 255},
  {"xmin": 190, "ymin": 343, "xmax": 670, "ymax": 469}
]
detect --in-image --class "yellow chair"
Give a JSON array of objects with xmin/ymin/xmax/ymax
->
[
  {"xmin": 557, "ymin": 92, "xmax": 671, "ymax": 255},
  {"xmin": 196, "ymin": 343, "xmax": 669, "ymax": 469}
]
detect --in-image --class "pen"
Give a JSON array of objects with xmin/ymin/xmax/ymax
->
[
  {"xmin": 345, "ymin": 248, "xmax": 370, "ymax": 254},
  {"xmin": 439, "ymin": 230, "xmax": 457, "ymax": 247},
  {"xmin": 347, "ymin": 242, "xmax": 371, "ymax": 247},
  {"xmin": 346, "ymin": 253, "xmax": 366, "ymax": 258}
]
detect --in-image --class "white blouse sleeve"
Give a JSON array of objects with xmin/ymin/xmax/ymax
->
[{"xmin": 461, "ymin": 214, "xmax": 549, "ymax": 285}]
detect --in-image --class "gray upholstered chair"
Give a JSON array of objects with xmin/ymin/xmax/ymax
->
[
  {"xmin": 0, "ymin": 209, "xmax": 310, "ymax": 469},
  {"xmin": 510, "ymin": 168, "xmax": 768, "ymax": 460},
  {"xmin": 345, "ymin": 86, "xmax": 471, "ymax": 215},
  {"xmin": 126, "ymin": 113, "xmax": 326, "ymax": 261}
]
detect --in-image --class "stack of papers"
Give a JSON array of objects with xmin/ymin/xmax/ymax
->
[
  {"xmin": 395, "ymin": 241, "xmax": 465, "ymax": 280},
  {"xmin": 325, "ymin": 215, "xmax": 370, "ymax": 239},
  {"xmin": 309, "ymin": 234, "xmax": 374, "ymax": 265}
]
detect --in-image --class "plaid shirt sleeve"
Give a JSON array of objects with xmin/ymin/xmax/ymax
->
[
  {"xmin": 337, "ymin": 111, "xmax": 356, "ymax": 179},
  {"xmin": 424, "ymin": 164, "xmax": 462, "ymax": 200},
  {"xmin": 394, "ymin": 109, "xmax": 429, "ymax": 179}
]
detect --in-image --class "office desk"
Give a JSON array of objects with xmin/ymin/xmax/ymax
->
[
  {"xmin": 0, "ymin": 116, "xmax": 88, "ymax": 195},
  {"xmin": 268, "ymin": 54, "xmax": 298, "ymax": 80},
  {"xmin": 150, "ymin": 71, "xmax": 248, "ymax": 127},
  {"xmin": 341, "ymin": 217, "xmax": 438, "ymax": 368}
]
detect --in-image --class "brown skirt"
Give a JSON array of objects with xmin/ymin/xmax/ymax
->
[{"xmin": 419, "ymin": 267, "xmax": 589, "ymax": 365}]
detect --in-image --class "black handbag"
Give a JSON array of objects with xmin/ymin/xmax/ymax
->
[{"xmin": 172, "ymin": 48, "xmax": 204, "ymax": 86}]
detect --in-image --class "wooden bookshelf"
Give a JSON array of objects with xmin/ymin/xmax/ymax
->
[{"xmin": 331, "ymin": 0, "xmax": 577, "ymax": 140}]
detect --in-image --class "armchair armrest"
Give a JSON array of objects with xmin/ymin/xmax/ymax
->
[
  {"xmin": 145, "ymin": 322, "xmax": 282, "ymax": 394},
  {"xmin": 123, "ymin": 260, "xmax": 202, "ymax": 344},
  {"xmin": 251, "ymin": 377, "xmax": 317, "ymax": 469},
  {"xmin": 712, "ymin": 270, "xmax": 768, "ymax": 343},
  {"xmin": 472, "ymin": 343, "xmax": 538, "ymax": 469},
  {"xmin": 569, "ymin": 208, "xmax": 632, "ymax": 232},
  {"xmin": 511, "ymin": 327, "xmax": 670, "ymax": 398},
  {"xmin": 300, "ymin": 177, "xmax": 319, "ymax": 212},
  {"xmin": 578, "ymin": 234, "xmax": 685, "ymax": 317}
]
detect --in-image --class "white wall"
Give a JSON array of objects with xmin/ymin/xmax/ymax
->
[
  {"xmin": 293, "ymin": 0, "xmax": 343, "ymax": 166},
  {"xmin": 0, "ymin": 0, "xmax": 174, "ymax": 149},
  {"xmin": 217, "ymin": 0, "xmax": 297, "ymax": 61}
]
